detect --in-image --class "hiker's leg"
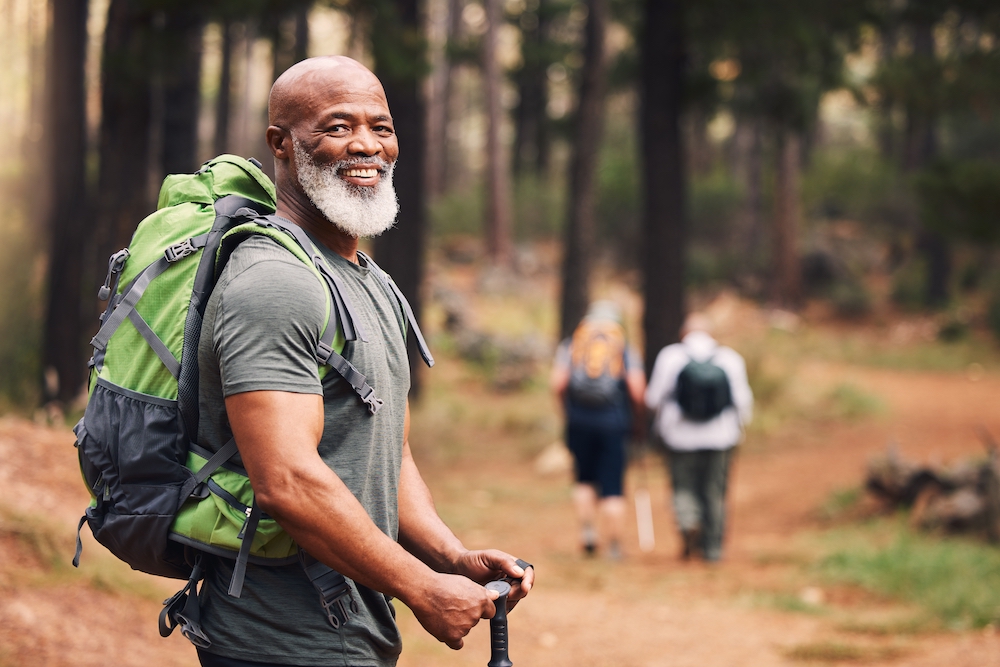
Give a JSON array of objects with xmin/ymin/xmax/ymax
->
[
  {"xmin": 700, "ymin": 448, "xmax": 734, "ymax": 561},
  {"xmin": 666, "ymin": 449, "xmax": 702, "ymax": 539},
  {"xmin": 596, "ymin": 418, "xmax": 627, "ymax": 558},
  {"xmin": 568, "ymin": 421, "xmax": 601, "ymax": 553}
]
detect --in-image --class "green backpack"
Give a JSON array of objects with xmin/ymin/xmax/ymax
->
[{"xmin": 73, "ymin": 155, "xmax": 433, "ymax": 647}]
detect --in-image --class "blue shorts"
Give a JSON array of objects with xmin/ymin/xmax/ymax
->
[{"xmin": 566, "ymin": 405, "xmax": 627, "ymax": 498}]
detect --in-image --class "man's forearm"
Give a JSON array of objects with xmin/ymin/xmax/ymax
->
[{"xmin": 396, "ymin": 440, "xmax": 467, "ymax": 572}]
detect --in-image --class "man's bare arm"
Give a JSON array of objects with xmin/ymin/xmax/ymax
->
[
  {"xmin": 396, "ymin": 403, "xmax": 534, "ymax": 605},
  {"xmin": 225, "ymin": 390, "xmax": 497, "ymax": 649}
]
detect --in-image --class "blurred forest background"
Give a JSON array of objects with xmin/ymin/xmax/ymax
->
[{"xmin": 2, "ymin": 0, "xmax": 1000, "ymax": 411}]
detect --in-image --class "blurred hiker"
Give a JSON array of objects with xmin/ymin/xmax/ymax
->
[
  {"xmin": 645, "ymin": 313, "xmax": 753, "ymax": 562},
  {"xmin": 190, "ymin": 56, "xmax": 532, "ymax": 665},
  {"xmin": 551, "ymin": 301, "xmax": 646, "ymax": 559}
]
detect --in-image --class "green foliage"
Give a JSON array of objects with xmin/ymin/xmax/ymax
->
[
  {"xmin": 823, "ymin": 382, "xmax": 884, "ymax": 421},
  {"xmin": 891, "ymin": 259, "xmax": 929, "ymax": 311},
  {"xmin": 822, "ymin": 523, "xmax": 1000, "ymax": 629},
  {"xmin": 801, "ymin": 148, "xmax": 913, "ymax": 228},
  {"xmin": 429, "ymin": 187, "xmax": 484, "ymax": 239},
  {"xmin": 595, "ymin": 117, "xmax": 641, "ymax": 266},
  {"xmin": 514, "ymin": 174, "xmax": 565, "ymax": 240},
  {"xmin": 0, "ymin": 202, "xmax": 42, "ymax": 411},
  {"xmin": 829, "ymin": 280, "xmax": 872, "ymax": 319},
  {"xmin": 689, "ymin": 167, "xmax": 743, "ymax": 243},
  {"xmin": 917, "ymin": 159, "xmax": 1000, "ymax": 245}
]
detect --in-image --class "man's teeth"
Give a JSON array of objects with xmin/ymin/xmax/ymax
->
[{"xmin": 342, "ymin": 168, "xmax": 379, "ymax": 178}]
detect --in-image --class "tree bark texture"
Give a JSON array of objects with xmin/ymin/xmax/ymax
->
[
  {"xmin": 95, "ymin": 0, "xmax": 155, "ymax": 264},
  {"xmin": 214, "ymin": 20, "xmax": 234, "ymax": 156},
  {"xmin": 513, "ymin": 0, "xmax": 551, "ymax": 177},
  {"xmin": 558, "ymin": 0, "xmax": 609, "ymax": 340},
  {"xmin": 372, "ymin": 0, "xmax": 430, "ymax": 398},
  {"xmin": 771, "ymin": 129, "xmax": 802, "ymax": 308},
  {"xmin": 42, "ymin": 0, "xmax": 89, "ymax": 403},
  {"xmin": 483, "ymin": 0, "xmax": 512, "ymax": 265},
  {"xmin": 905, "ymin": 19, "xmax": 949, "ymax": 307},
  {"xmin": 158, "ymin": 7, "xmax": 204, "ymax": 176},
  {"xmin": 640, "ymin": 0, "xmax": 686, "ymax": 378},
  {"xmin": 731, "ymin": 117, "xmax": 763, "ymax": 276},
  {"xmin": 424, "ymin": 0, "xmax": 455, "ymax": 198}
]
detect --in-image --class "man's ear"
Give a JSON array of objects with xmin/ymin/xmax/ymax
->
[{"xmin": 266, "ymin": 125, "xmax": 290, "ymax": 159}]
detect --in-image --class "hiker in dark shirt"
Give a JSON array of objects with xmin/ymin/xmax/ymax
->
[
  {"xmin": 551, "ymin": 301, "xmax": 646, "ymax": 560},
  {"xmin": 195, "ymin": 55, "xmax": 532, "ymax": 667}
]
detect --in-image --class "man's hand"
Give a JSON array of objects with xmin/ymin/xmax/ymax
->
[
  {"xmin": 451, "ymin": 550, "xmax": 534, "ymax": 610},
  {"xmin": 405, "ymin": 572, "xmax": 500, "ymax": 650}
]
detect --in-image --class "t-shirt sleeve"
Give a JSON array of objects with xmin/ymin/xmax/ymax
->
[{"xmin": 213, "ymin": 257, "xmax": 327, "ymax": 397}]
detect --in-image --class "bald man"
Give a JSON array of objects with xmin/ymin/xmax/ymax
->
[{"xmin": 194, "ymin": 56, "xmax": 532, "ymax": 667}]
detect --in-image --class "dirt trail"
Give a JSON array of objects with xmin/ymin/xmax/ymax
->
[{"xmin": 2, "ymin": 359, "xmax": 999, "ymax": 666}]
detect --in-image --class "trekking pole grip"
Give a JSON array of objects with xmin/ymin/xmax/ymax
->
[{"xmin": 485, "ymin": 580, "xmax": 512, "ymax": 667}]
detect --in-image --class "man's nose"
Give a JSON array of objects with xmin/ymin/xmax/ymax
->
[{"xmin": 347, "ymin": 127, "xmax": 381, "ymax": 156}]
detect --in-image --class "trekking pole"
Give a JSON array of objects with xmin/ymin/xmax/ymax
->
[
  {"xmin": 634, "ymin": 439, "xmax": 656, "ymax": 552},
  {"xmin": 485, "ymin": 580, "xmax": 513, "ymax": 667}
]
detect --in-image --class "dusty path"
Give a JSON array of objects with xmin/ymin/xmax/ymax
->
[{"xmin": 1, "ymin": 356, "xmax": 999, "ymax": 666}]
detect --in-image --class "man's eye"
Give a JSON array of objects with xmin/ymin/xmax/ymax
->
[
  {"xmin": 328, "ymin": 125, "xmax": 349, "ymax": 133},
  {"xmin": 375, "ymin": 126, "xmax": 394, "ymax": 135}
]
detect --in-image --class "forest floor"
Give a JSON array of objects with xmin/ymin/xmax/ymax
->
[{"xmin": 2, "ymin": 256, "xmax": 1000, "ymax": 666}]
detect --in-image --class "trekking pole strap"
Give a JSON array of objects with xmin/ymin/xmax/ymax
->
[
  {"xmin": 300, "ymin": 551, "xmax": 358, "ymax": 630},
  {"xmin": 227, "ymin": 500, "xmax": 261, "ymax": 598}
]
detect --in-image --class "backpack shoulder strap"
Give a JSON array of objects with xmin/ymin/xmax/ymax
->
[{"xmin": 356, "ymin": 250, "xmax": 435, "ymax": 369}]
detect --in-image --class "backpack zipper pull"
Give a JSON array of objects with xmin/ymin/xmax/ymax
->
[
  {"xmin": 98, "ymin": 248, "xmax": 130, "ymax": 301},
  {"xmin": 237, "ymin": 506, "xmax": 253, "ymax": 540}
]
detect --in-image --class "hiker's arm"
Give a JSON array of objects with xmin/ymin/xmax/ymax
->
[
  {"xmin": 397, "ymin": 402, "xmax": 534, "ymax": 608},
  {"xmin": 549, "ymin": 341, "xmax": 571, "ymax": 412},
  {"xmin": 625, "ymin": 367, "xmax": 647, "ymax": 438},
  {"xmin": 226, "ymin": 390, "xmax": 499, "ymax": 650}
]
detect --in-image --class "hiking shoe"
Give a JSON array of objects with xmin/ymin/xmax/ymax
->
[
  {"xmin": 681, "ymin": 528, "xmax": 701, "ymax": 560},
  {"xmin": 583, "ymin": 540, "xmax": 597, "ymax": 557}
]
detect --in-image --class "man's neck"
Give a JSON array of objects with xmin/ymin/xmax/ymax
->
[{"xmin": 275, "ymin": 189, "xmax": 360, "ymax": 263}]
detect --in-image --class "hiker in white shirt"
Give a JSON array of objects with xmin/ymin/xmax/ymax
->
[{"xmin": 644, "ymin": 313, "xmax": 753, "ymax": 561}]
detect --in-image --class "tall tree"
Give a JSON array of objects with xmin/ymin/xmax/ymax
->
[
  {"xmin": 512, "ymin": 0, "xmax": 554, "ymax": 177},
  {"xmin": 41, "ymin": 0, "xmax": 89, "ymax": 404},
  {"xmin": 771, "ymin": 130, "xmax": 802, "ymax": 306},
  {"xmin": 371, "ymin": 0, "xmax": 432, "ymax": 397},
  {"xmin": 483, "ymin": 0, "xmax": 513, "ymax": 265},
  {"xmin": 94, "ymin": 0, "xmax": 156, "ymax": 265},
  {"xmin": 558, "ymin": 0, "xmax": 609, "ymax": 338},
  {"xmin": 214, "ymin": 19, "xmax": 236, "ymax": 156},
  {"xmin": 640, "ymin": 0, "xmax": 687, "ymax": 377},
  {"xmin": 158, "ymin": 5, "xmax": 205, "ymax": 176}
]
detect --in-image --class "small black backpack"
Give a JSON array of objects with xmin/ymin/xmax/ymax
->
[{"xmin": 675, "ymin": 351, "xmax": 732, "ymax": 421}]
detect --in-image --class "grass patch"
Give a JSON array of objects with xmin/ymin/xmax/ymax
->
[
  {"xmin": 819, "ymin": 487, "xmax": 864, "ymax": 522},
  {"xmin": 820, "ymin": 520, "xmax": 1000, "ymax": 629},
  {"xmin": 0, "ymin": 504, "xmax": 167, "ymax": 603},
  {"xmin": 785, "ymin": 641, "xmax": 907, "ymax": 662},
  {"xmin": 823, "ymin": 383, "xmax": 885, "ymax": 421}
]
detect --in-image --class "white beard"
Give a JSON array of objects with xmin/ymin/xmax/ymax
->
[{"xmin": 293, "ymin": 140, "xmax": 399, "ymax": 238}]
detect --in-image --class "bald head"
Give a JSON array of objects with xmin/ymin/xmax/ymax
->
[
  {"xmin": 682, "ymin": 312, "xmax": 714, "ymax": 337},
  {"xmin": 268, "ymin": 56, "xmax": 387, "ymax": 129}
]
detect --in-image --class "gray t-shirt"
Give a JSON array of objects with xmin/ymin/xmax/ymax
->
[{"xmin": 195, "ymin": 234, "xmax": 410, "ymax": 666}]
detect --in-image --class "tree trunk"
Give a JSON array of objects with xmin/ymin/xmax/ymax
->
[
  {"xmin": 42, "ymin": 0, "xmax": 89, "ymax": 404},
  {"xmin": 424, "ymin": 0, "xmax": 453, "ymax": 198},
  {"xmin": 483, "ymin": 0, "xmax": 512, "ymax": 265},
  {"xmin": 214, "ymin": 20, "xmax": 234, "ymax": 156},
  {"xmin": 905, "ymin": 20, "xmax": 949, "ymax": 307},
  {"xmin": 771, "ymin": 129, "xmax": 802, "ymax": 308},
  {"xmin": 731, "ymin": 116, "xmax": 763, "ymax": 278},
  {"xmin": 513, "ymin": 0, "xmax": 550, "ymax": 178},
  {"xmin": 558, "ymin": 0, "xmax": 609, "ymax": 339},
  {"xmin": 293, "ymin": 5, "xmax": 310, "ymax": 63},
  {"xmin": 159, "ymin": 7, "xmax": 204, "ymax": 176},
  {"xmin": 372, "ymin": 0, "xmax": 430, "ymax": 398},
  {"xmin": 93, "ymin": 0, "xmax": 155, "ymax": 298},
  {"xmin": 640, "ymin": 0, "xmax": 686, "ymax": 378}
]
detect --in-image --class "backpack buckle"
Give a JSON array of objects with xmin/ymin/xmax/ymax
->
[
  {"xmin": 359, "ymin": 386, "xmax": 383, "ymax": 415},
  {"xmin": 164, "ymin": 239, "xmax": 197, "ymax": 263}
]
